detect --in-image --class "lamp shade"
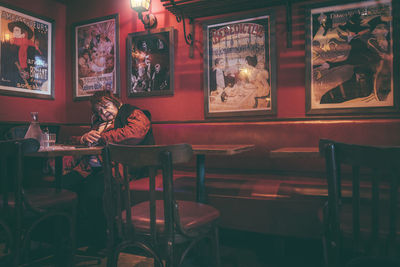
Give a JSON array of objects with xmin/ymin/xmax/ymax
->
[{"xmin": 130, "ymin": 0, "xmax": 150, "ymax": 13}]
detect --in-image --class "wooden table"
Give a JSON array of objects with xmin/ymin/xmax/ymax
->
[
  {"xmin": 191, "ymin": 144, "xmax": 255, "ymax": 203},
  {"xmin": 269, "ymin": 147, "xmax": 320, "ymax": 159},
  {"xmin": 26, "ymin": 144, "xmax": 255, "ymax": 202},
  {"xmin": 26, "ymin": 145, "xmax": 102, "ymax": 191}
]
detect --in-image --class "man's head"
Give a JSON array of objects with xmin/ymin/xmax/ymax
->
[
  {"xmin": 90, "ymin": 90, "xmax": 121, "ymax": 122},
  {"xmin": 368, "ymin": 16, "xmax": 388, "ymax": 36},
  {"xmin": 105, "ymin": 56, "xmax": 114, "ymax": 70},
  {"xmin": 214, "ymin": 58, "xmax": 225, "ymax": 69},
  {"xmin": 8, "ymin": 21, "xmax": 33, "ymax": 39},
  {"xmin": 155, "ymin": 63, "xmax": 161, "ymax": 73},
  {"xmin": 245, "ymin": 55, "xmax": 257, "ymax": 67},
  {"xmin": 338, "ymin": 14, "xmax": 368, "ymax": 34},
  {"xmin": 105, "ymin": 82, "xmax": 112, "ymax": 91},
  {"xmin": 82, "ymin": 49, "xmax": 90, "ymax": 59},
  {"xmin": 141, "ymin": 41, "xmax": 148, "ymax": 51}
]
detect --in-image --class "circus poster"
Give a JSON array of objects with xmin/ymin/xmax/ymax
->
[
  {"xmin": 203, "ymin": 12, "xmax": 276, "ymax": 118},
  {"xmin": 72, "ymin": 14, "xmax": 119, "ymax": 100}
]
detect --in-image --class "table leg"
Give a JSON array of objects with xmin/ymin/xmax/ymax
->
[
  {"xmin": 196, "ymin": 154, "xmax": 207, "ymax": 203},
  {"xmin": 54, "ymin": 156, "xmax": 63, "ymax": 193}
]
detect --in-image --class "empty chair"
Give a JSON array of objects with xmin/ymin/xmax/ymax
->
[
  {"xmin": 319, "ymin": 139, "xmax": 400, "ymax": 267},
  {"xmin": 102, "ymin": 143, "xmax": 221, "ymax": 267},
  {"xmin": 0, "ymin": 138, "xmax": 78, "ymax": 266}
]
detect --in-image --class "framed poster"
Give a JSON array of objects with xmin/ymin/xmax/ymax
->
[
  {"xmin": 72, "ymin": 14, "xmax": 120, "ymax": 101},
  {"xmin": 127, "ymin": 27, "xmax": 174, "ymax": 97},
  {"xmin": 0, "ymin": 3, "xmax": 54, "ymax": 99},
  {"xmin": 203, "ymin": 11, "xmax": 276, "ymax": 118},
  {"xmin": 305, "ymin": 0, "xmax": 398, "ymax": 115}
]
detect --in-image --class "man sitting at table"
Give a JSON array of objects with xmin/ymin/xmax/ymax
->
[{"xmin": 62, "ymin": 90, "xmax": 154, "ymax": 253}]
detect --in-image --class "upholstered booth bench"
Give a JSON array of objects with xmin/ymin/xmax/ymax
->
[{"xmin": 54, "ymin": 119, "xmax": 400, "ymax": 239}]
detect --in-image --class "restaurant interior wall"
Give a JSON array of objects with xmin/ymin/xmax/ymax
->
[
  {"xmin": 64, "ymin": 0, "xmax": 305, "ymax": 123},
  {"xmin": 0, "ymin": 0, "xmax": 67, "ymax": 123},
  {"xmin": 0, "ymin": 0, "xmax": 397, "ymax": 124}
]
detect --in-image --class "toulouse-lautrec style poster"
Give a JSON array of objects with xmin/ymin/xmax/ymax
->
[{"xmin": 0, "ymin": 4, "xmax": 54, "ymax": 99}]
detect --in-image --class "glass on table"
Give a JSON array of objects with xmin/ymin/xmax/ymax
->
[{"xmin": 41, "ymin": 133, "xmax": 57, "ymax": 150}]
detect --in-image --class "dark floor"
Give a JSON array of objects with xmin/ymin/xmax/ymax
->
[
  {"xmin": 217, "ymin": 228, "xmax": 324, "ymax": 267},
  {"xmin": 1, "ymin": 228, "xmax": 324, "ymax": 267}
]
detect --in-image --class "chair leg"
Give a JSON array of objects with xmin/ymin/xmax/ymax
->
[
  {"xmin": 213, "ymin": 226, "xmax": 221, "ymax": 267},
  {"xmin": 106, "ymin": 247, "xmax": 119, "ymax": 267},
  {"xmin": 165, "ymin": 239, "xmax": 174, "ymax": 267},
  {"xmin": 54, "ymin": 216, "xmax": 75, "ymax": 267},
  {"xmin": 322, "ymin": 235, "xmax": 329, "ymax": 267}
]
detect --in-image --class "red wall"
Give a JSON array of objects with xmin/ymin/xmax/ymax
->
[
  {"xmin": 0, "ymin": 0, "xmax": 309, "ymax": 124},
  {"xmin": 0, "ymin": 0, "xmax": 67, "ymax": 123},
  {"xmin": 65, "ymin": 0, "xmax": 306, "ymax": 123}
]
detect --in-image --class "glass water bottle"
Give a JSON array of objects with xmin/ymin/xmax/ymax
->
[{"xmin": 24, "ymin": 112, "xmax": 43, "ymax": 144}]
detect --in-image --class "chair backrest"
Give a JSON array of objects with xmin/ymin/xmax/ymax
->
[
  {"xmin": 0, "ymin": 138, "xmax": 40, "ymax": 208},
  {"xmin": 4, "ymin": 126, "xmax": 28, "ymax": 140},
  {"xmin": 102, "ymin": 143, "xmax": 193, "ymax": 243},
  {"xmin": 0, "ymin": 138, "xmax": 40, "ymax": 258},
  {"xmin": 319, "ymin": 139, "xmax": 400, "ymax": 264}
]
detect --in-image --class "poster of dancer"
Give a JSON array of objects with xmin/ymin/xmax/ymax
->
[
  {"xmin": 127, "ymin": 27, "xmax": 174, "ymax": 97},
  {"xmin": 203, "ymin": 11, "xmax": 276, "ymax": 118},
  {"xmin": 305, "ymin": 0, "xmax": 398, "ymax": 114},
  {"xmin": 72, "ymin": 14, "xmax": 119, "ymax": 101},
  {"xmin": 0, "ymin": 4, "xmax": 54, "ymax": 99}
]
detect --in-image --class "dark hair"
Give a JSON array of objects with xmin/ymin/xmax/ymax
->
[
  {"xmin": 81, "ymin": 49, "xmax": 90, "ymax": 57},
  {"xmin": 368, "ymin": 16, "xmax": 388, "ymax": 32},
  {"xmin": 90, "ymin": 90, "xmax": 121, "ymax": 115},
  {"xmin": 214, "ymin": 58, "xmax": 223, "ymax": 66},
  {"xmin": 245, "ymin": 55, "xmax": 257, "ymax": 67}
]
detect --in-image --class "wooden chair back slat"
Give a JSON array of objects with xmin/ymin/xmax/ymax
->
[
  {"xmin": 352, "ymin": 166, "xmax": 360, "ymax": 252},
  {"xmin": 107, "ymin": 143, "xmax": 193, "ymax": 167},
  {"xmin": 148, "ymin": 166, "xmax": 157, "ymax": 245},
  {"xmin": 102, "ymin": 143, "xmax": 193, "ymax": 244},
  {"xmin": 319, "ymin": 139, "xmax": 400, "ymax": 266}
]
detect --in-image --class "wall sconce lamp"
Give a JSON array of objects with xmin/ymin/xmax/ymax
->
[{"xmin": 131, "ymin": 0, "xmax": 157, "ymax": 29}]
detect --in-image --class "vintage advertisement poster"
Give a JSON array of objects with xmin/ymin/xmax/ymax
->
[
  {"xmin": 203, "ymin": 13, "xmax": 276, "ymax": 117},
  {"xmin": 73, "ymin": 14, "xmax": 119, "ymax": 100},
  {"xmin": 0, "ymin": 5, "xmax": 53, "ymax": 99},
  {"xmin": 307, "ymin": 0, "xmax": 394, "ymax": 113},
  {"xmin": 127, "ymin": 27, "xmax": 174, "ymax": 97}
]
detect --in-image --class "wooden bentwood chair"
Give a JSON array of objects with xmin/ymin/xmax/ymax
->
[
  {"xmin": 102, "ymin": 143, "xmax": 221, "ymax": 267},
  {"xmin": 319, "ymin": 139, "xmax": 400, "ymax": 267},
  {"xmin": 0, "ymin": 138, "xmax": 77, "ymax": 267}
]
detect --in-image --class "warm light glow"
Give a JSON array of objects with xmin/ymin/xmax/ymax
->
[
  {"xmin": 130, "ymin": 0, "xmax": 150, "ymax": 13},
  {"xmin": 240, "ymin": 68, "xmax": 249, "ymax": 77},
  {"xmin": 4, "ymin": 33, "xmax": 10, "ymax": 41}
]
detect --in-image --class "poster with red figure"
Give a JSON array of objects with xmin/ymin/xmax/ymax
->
[{"xmin": 0, "ymin": 4, "xmax": 54, "ymax": 99}]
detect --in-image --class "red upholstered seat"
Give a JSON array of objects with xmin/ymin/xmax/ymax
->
[{"xmin": 124, "ymin": 200, "xmax": 220, "ymax": 232}]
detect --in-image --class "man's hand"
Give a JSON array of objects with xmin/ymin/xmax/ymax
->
[{"xmin": 81, "ymin": 130, "xmax": 101, "ymax": 145}]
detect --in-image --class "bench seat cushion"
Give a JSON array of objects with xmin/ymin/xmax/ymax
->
[{"xmin": 129, "ymin": 170, "xmax": 327, "ymax": 237}]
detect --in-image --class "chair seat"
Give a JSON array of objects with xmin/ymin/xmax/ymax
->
[
  {"xmin": 0, "ymin": 188, "xmax": 77, "ymax": 211},
  {"xmin": 122, "ymin": 200, "xmax": 220, "ymax": 232}
]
